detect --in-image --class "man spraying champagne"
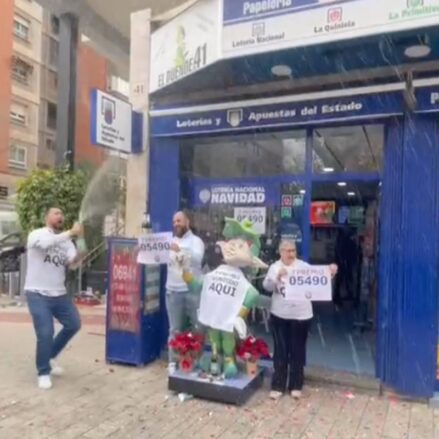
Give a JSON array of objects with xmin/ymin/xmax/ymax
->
[{"xmin": 24, "ymin": 207, "xmax": 86, "ymax": 390}]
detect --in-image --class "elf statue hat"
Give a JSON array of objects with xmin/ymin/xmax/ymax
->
[{"xmin": 222, "ymin": 217, "xmax": 261, "ymax": 257}]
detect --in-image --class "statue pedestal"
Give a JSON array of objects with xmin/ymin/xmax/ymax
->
[{"xmin": 168, "ymin": 368, "xmax": 264, "ymax": 405}]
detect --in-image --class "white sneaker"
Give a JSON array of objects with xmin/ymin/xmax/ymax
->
[
  {"xmin": 38, "ymin": 375, "xmax": 52, "ymax": 390},
  {"xmin": 50, "ymin": 359, "xmax": 64, "ymax": 376},
  {"xmin": 269, "ymin": 390, "xmax": 283, "ymax": 400},
  {"xmin": 291, "ymin": 390, "xmax": 302, "ymax": 399}
]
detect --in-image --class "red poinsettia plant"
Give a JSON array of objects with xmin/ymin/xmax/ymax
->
[
  {"xmin": 169, "ymin": 332, "xmax": 204, "ymax": 373},
  {"xmin": 169, "ymin": 332, "xmax": 204, "ymax": 357},
  {"xmin": 236, "ymin": 336, "xmax": 270, "ymax": 363}
]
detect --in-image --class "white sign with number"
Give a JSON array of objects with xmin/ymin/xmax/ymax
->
[
  {"xmin": 283, "ymin": 265, "xmax": 332, "ymax": 302},
  {"xmin": 233, "ymin": 207, "xmax": 266, "ymax": 234},
  {"xmin": 137, "ymin": 232, "xmax": 173, "ymax": 265}
]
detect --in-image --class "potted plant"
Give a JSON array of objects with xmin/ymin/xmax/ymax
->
[
  {"xmin": 236, "ymin": 336, "xmax": 270, "ymax": 376},
  {"xmin": 169, "ymin": 332, "xmax": 204, "ymax": 373}
]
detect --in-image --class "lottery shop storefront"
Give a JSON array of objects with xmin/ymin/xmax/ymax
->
[
  {"xmin": 149, "ymin": 84, "xmax": 439, "ymax": 399},
  {"xmin": 146, "ymin": 0, "xmax": 439, "ymax": 399}
]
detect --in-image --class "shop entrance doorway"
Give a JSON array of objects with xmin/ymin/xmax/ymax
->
[{"xmin": 309, "ymin": 181, "xmax": 380, "ymax": 375}]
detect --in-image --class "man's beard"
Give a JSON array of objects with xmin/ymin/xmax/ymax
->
[
  {"xmin": 53, "ymin": 222, "xmax": 64, "ymax": 232},
  {"xmin": 174, "ymin": 226, "xmax": 188, "ymax": 238}
]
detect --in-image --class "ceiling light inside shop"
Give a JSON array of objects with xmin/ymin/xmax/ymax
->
[
  {"xmin": 271, "ymin": 64, "xmax": 292, "ymax": 78},
  {"xmin": 299, "ymin": 189, "xmax": 306, "ymax": 194},
  {"xmin": 337, "ymin": 182, "xmax": 347, "ymax": 187},
  {"xmin": 347, "ymin": 191, "xmax": 356, "ymax": 197},
  {"xmin": 404, "ymin": 36, "xmax": 431, "ymax": 58},
  {"xmin": 323, "ymin": 167, "xmax": 334, "ymax": 172}
]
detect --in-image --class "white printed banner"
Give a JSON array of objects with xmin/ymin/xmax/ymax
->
[
  {"xmin": 137, "ymin": 232, "xmax": 173, "ymax": 265},
  {"xmin": 223, "ymin": 0, "xmax": 439, "ymax": 58},
  {"xmin": 282, "ymin": 265, "xmax": 332, "ymax": 301},
  {"xmin": 234, "ymin": 206, "xmax": 266, "ymax": 234}
]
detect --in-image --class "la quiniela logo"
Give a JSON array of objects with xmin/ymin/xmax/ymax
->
[{"xmin": 102, "ymin": 96, "xmax": 116, "ymax": 125}]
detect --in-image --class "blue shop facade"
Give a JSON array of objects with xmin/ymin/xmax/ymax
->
[{"xmin": 147, "ymin": 0, "xmax": 439, "ymax": 398}]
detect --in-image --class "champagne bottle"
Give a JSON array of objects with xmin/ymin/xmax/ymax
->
[{"xmin": 77, "ymin": 237, "xmax": 87, "ymax": 254}]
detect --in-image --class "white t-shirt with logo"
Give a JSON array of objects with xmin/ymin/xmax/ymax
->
[
  {"xmin": 263, "ymin": 259, "xmax": 313, "ymax": 321},
  {"xmin": 166, "ymin": 230, "xmax": 205, "ymax": 292},
  {"xmin": 198, "ymin": 264, "xmax": 250, "ymax": 332},
  {"xmin": 24, "ymin": 227, "xmax": 77, "ymax": 297}
]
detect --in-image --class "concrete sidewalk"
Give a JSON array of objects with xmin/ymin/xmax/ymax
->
[
  {"xmin": 0, "ymin": 321, "xmax": 438, "ymax": 439},
  {"xmin": 0, "ymin": 297, "xmax": 105, "ymax": 326}
]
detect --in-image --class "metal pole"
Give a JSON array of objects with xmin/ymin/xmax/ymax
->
[{"xmin": 56, "ymin": 13, "xmax": 79, "ymax": 170}]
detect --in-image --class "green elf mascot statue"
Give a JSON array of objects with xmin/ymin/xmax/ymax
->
[{"xmin": 177, "ymin": 217, "xmax": 267, "ymax": 378}]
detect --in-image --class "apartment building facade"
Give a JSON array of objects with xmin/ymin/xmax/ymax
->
[
  {"xmin": 0, "ymin": 0, "xmax": 125, "ymax": 231},
  {"xmin": 3, "ymin": 0, "xmax": 43, "ymax": 212}
]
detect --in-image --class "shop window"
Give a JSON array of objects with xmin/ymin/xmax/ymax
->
[
  {"xmin": 10, "ymin": 102, "xmax": 28, "ymax": 126},
  {"xmin": 9, "ymin": 145, "xmax": 27, "ymax": 169},
  {"xmin": 184, "ymin": 131, "xmax": 306, "ymax": 178},
  {"xmin": 13, "ymin": 16, "xmax": 30, "ymax": 41},
  {"xmin": 11, "ymin": 57, "xmax": 33, "ymax": 85},
  {"xmin": 313, "ymin": 124, "xmax": 384, "ymax": 173},
  {"xmin": 46, "ymin": 102, "xmax": 57, "ymax": 130}
]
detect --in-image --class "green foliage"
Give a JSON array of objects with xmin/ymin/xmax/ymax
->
[{"xmin": 16, "ymin": 167, "xmax": 88, "ymax": 236}]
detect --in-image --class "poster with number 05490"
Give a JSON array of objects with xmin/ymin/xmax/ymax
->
[
  {"xmin": 137, "ymin": 232, "xmax": 173, "ymax": 265},
  {"xmin": 281, "ymin": 265, "xmax": 332, "ymax": 302}
]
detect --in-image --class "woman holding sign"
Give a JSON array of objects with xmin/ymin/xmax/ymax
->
[{"xmin": 263, "ymin": 240, "xmax": 337, "ymax": 400}]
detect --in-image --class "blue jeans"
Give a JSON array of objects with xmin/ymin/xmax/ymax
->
[
  {"xmin": 26, "ymin": 292, "xmax": 81, "ymax": 376},
  {"xmin": 166, "ymin": 290, "xmax": 200, "ymax": 362}
]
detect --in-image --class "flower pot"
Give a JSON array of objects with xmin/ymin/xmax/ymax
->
[
  {"xmin": 246, "ymin": 360, "xmax": 258, "ymax": 376},
  {"xmin": 179, "ymin": 356, "xmax": 195, "ymax": 373}
]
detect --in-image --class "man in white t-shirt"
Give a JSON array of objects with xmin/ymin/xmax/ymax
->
[
  {"xmin": 166, "ymin": 211, "xmax": 205, "ymax": 366},
  {"xmin": 24, "ymin": 207, "xmax": 84, "ymax": 390}
]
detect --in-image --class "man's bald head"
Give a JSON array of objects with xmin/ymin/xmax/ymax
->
[{"xmin": 173, "ymin": 211, "xmax": 190, "ymax": 237}]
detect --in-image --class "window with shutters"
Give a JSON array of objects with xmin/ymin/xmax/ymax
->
[
  {"xmin": 9, "ymin": 145, "xmax": 27, "ymax": 169},
  {"xmin": 13, "ymin": 16, "xmax": 30, "ymax": 41},
  {"xmin": 11, "ymin": 57, "xmax": 33, "ymax": 85},
  {"xmin": 10, "ymin": 103, "xmax": 28, "ymax": 126}
]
